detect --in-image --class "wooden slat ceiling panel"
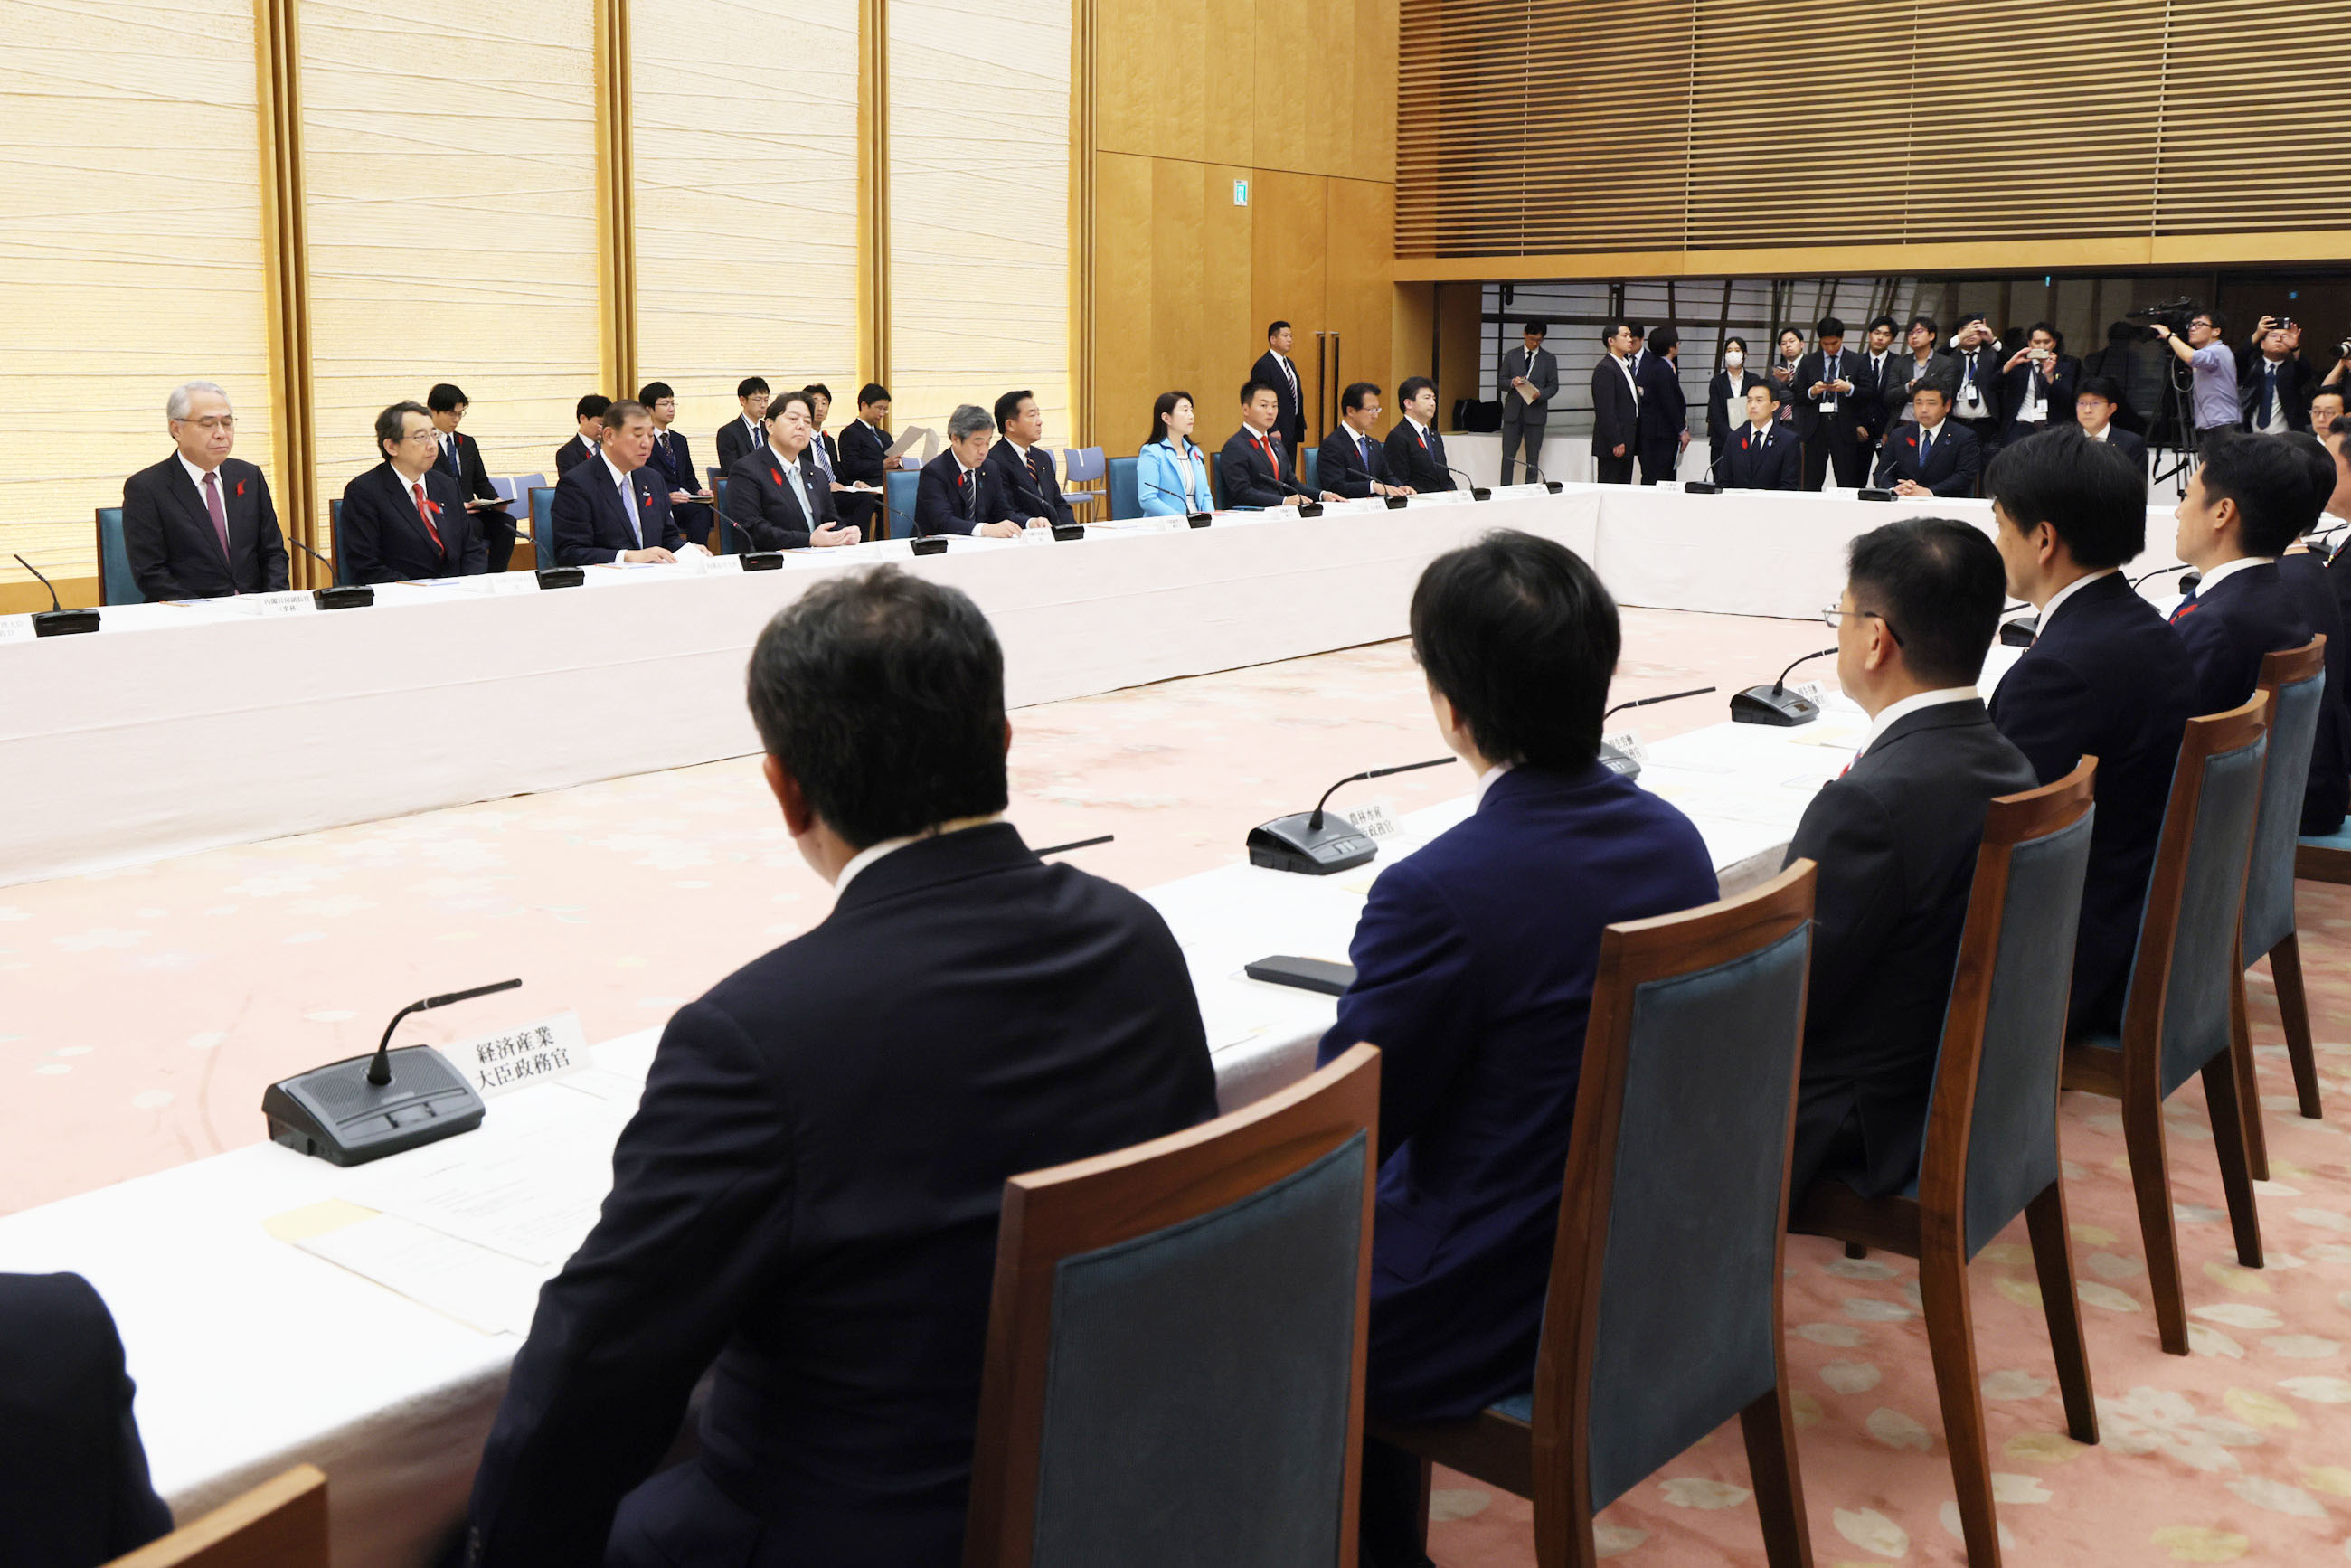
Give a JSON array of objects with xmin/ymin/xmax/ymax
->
[{"xmin": 1397, "ymin": 0, "xmax": 2329, "ymax": 260}]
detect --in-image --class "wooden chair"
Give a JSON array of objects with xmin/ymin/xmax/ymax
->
[
  {"xmin": 1373, "ymin": 863, "xmax": 1819, "ymax": 1568},
  {"xmin": 2239, "ymin": 638, "xmax": 2329, "ymax": 1145},
  {"xmin": 2061, "ymin": 696, "xmax": 2271, "ymax": 1355},
  {"xmin": 964, "ymin": 1044, "xmax": 1381, "ymax": 1567},
  {"xmin": 104, "ymin": 1465, "xmax": 327, "ymax": 1568},
  {"xmin": 1790, "ymin": 762, "xmax": 2101, "ymax": 1568}
]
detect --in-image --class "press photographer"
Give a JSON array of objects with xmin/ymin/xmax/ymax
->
[
  {"xmin": 2237, "ymin": 314, "xmax": 2323, "ymax": 433},
  {"xmin": 2144, "ymin": 303, "xmax": 2239, "ymax": 449}
]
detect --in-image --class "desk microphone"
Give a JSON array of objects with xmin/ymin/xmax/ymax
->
[
  {"xmin": 1139, "ymin": 476, "xmax": 1213, "ymax": 528},
  {"xmin": 1519, "ymin": 462, "xmax": 1564, "ymax": 495},
  {"xmin": 2130, "ymin": 562, "xmax": 2198, "ymax": 596},
  {"xmin": 1444, "ymin": 465, "xmax": 1493, "ymax": 501},
  {"xmin": 1685, "ymin": 451, "xmax": 1726, "ymax": 495},
  {"xmin": 1248, "ymin": 756, "xmax": 1457, "ymax": 874},
  {"xmin": 260, "ymin": 977, "xmax": 524, "ymax": 1166},
  {"xmin": 1731, "ymin": 647, "xmax": 1837, "ymax": 726},
  {"xmin": 10, "ymin": 553, "xmax": 99, "ymax": 637},
  {"xmin": 1997, "ymin": 598, "xmax": 2040, "ymax": 647},
  {"xmin": 287, "ymin": 538, "xmax": 376, "ymax": 609},
  {"xmin": 1598, "ymin": 686, "xmax": 1717, "ymax": 778}
]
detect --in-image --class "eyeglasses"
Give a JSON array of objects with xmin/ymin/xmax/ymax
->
[
  {"xmin": 176, "ymin": 415, "xmax": 234, "ymax": 431},
  {"xmin": 401, "ymin": 427, "xmax": 440, "ymax": 442},
  {"xmin": 1821, "ymin": 603, "xmax": 1904, "ymax": 647}
]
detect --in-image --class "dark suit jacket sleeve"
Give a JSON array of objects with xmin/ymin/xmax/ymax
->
[
  {"xmin": 445, "ymin": 472, "xmax": 488, "ymax": 573},
  {"xmin": 548, "ymin": 476, "xmax": 604, "ymax": 566},
  {"xmin": 1316, "ymin": 431, "xmax": 1370, "ymax": 497},
  {"xmin": 2171, "ymin": 610, "xmax": 2246, "ymax": 717},
  {"xmin": 1218, "ymin": 436, "xmax": 1279, "ymax": 507},
  {"xmin": 1987, "ymin": 654, "xmax": 2093, "ymax": 785},
  {"xmin": 836, "ymin": 424, "xmax": 884, "ymax": 486},
  {"xmin": 1766, "ymin": 437, "xmax": 1800, "ymax": 490},
  {"xmin": 1785, "ymin": 779, "xmax": 1905, "ymax": 1043},
  {"xmin": 1531, "ymin": 349, "xmax": 1559, "ymax": 410},
  {"xmin": 1318, "ymin": 856, "xmax": 1473, "ymax": 1162},
  {"xmin": 556, "ymin": 439, "xmax": 583, "ymax": 477},
  {"xmin": 469, "ymin": 1003, "xmax": 794, "ymax": 1564},
  {"xmin": 120, "ymin": 468, "xmax": 190, "ymax": 600},
  {"xmin": 1931, "ymin": 432, "xmax": 1981, "ymax": 497},
  {"xmin": 649, "ymin": 488, "xmax": 684, "ymax": 552},
  {"xmin": 914, "ymin": 460, "xmax": 974, "ymax": 536},
  {"xmin": 340, "ymin": 473, "xmax": 391, "ymax": 585}
]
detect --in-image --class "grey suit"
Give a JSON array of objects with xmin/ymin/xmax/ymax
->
[{"xmin": 1498, "ymin": 345, "xmax": 1558, "ymax": 483}]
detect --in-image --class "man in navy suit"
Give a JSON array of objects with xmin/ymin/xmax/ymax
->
[
  {"xmin": 1589, "ymin": 320, "xmax": 1640, "ymax": 485},
  {"xmin": 1319, "ymin": 532, "xmax": 1716, "ymax": 1565},
  {"xmin": 468, "ymin": 568, "xmax": 1216, "ymax": 1567},
  {"xmin": 547, "ymin": 401, "xmax": 685, "ymax": 566},
  {"xmin": 428, "ymin": 383, "xmax": 519, "ymax": 571},
  {"xmin": 1987, "ymin": 427, "xmax": 2195, "ymax": 1034},
  {"xmin": 1317, "ymin": 381, "xmax": 1414, "ymax": 498},
  {"xmin": 120, "ymin": 380, "xmax": 290, "ymax": 600},
  {"xmin": 0, "ymin": 1272, "xmax": 173, "ymax": 1565},
  {"xmin": 638, "ymin": 382, "xmax": 713, "ymax": 548},
  {"xmin": 1717, "ymin": 383, "xmax": 1800, "ymax": 490},
  {"xmin": 1873, "ymin": 384, "xmax": 1980, "ymax": 497},
  {"xmin": 1251, "ymin": 320, "xmax": 1308, "ymax": 449},
  {"xmin": 1219, "ymin": 381, "xmax": 1339, "ymax": 508},
  {"xmin": 1946, "ymin": 315, "xmax": 2007, "ymax": 458},
  {"xmin": 337, "ymin": 401, "xmax": 486, "ymax": 583},
  {"xmin": 2167, "ymin": 430, "xmax": 2314, "ymax": 717},
  {"xmin": 915, "ymin": 403, "xmax": 1037, "ymax": 537},
  {"xmin": 2074, "ymin": 376, "xmax": 2148, "ymax": 471},
  {"xmin": 2280, "ymin": 435, "xmax": 2351, "ymax": 833},
  {"xmin": 555, "ymin": 393, "xmax": 609, "ymax": 477},
  {"xmin": 1788, "ymin": 518, "xmax": 2037, "ymax": 1199},
  {"xmin": 1793, "ymin": 316, "xmax": 1875, "ymax": 489},
  {"xmin": 983, "ymin": 389, "xmax": 1077, "ymax": 527},
  {"xmin": 1383, "ymin": 377, "xmax": 1453, "ymax": 492},
  {"xmin": 727, "ymin": 395, "xmax": 862, "ymax": 553},
  {"xmin": 1634, "ymin": 326, "xmax": 1689, "ymax": 485},
  {"xmin": 713, "ymin": 376, "xmax": 770, "ymax": 472}
]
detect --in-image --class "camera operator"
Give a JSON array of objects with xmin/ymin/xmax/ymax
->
[
  {"xmin": 2148, "ymin": 307, "xmax": 2240, "ymax": 451},
  {"xmin": 1946, "ymin": 313, "xmax": 2006, "ymax": 456},
  {"xmin": 2319, "ymin": 331, "xmax": 2351, "ymax": 395},
  {"xmin": 2238, "ymin": 315, "xmax": 2322, "ymax": 433}
]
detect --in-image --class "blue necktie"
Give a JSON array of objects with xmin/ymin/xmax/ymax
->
[
  {"xmin": 2262, "ymin": 364, "xmax": 2278, "ymax": 426},
  {"xmin": 1919, "ymin": 428, "xmax": 1933, "ymax": 469},
  {"xmin": 1362, "ymin": 435, "xmax": 1376, "ymax": 470}
]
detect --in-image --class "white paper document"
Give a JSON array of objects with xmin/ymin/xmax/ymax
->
[{"xmin": 297, "ymin": 1213, "xmax": 549, "ymax": 1336}]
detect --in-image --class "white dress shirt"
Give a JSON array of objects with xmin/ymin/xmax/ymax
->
[
  {"xmin": 1857, "ymin": 687, "xmax": 1979, "ymax": 759},
  {"xmin": 1472, "ymin": 759, "xmax": 1514, "ymax": 807},
  {"xmin": 833, "ymin": 814, "xmax": 1006, "ymax": 895},
  {"xmin": 2192, "ymin": 555, "xmax": 2273, "ymax": 597}
]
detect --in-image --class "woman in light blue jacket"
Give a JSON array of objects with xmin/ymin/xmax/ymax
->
[{"xmin": 1136, "ymin": 391, "xmax": 1215, "ymax": 515}]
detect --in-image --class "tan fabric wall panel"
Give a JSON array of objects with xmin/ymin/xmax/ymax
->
[
  {"xmin": 301, "ymin": 0, "xmax": 603, "ymax": 514},
  {"xmin": 630, "ymin": 0, "xmax": 859, "ymax": 452},
  {"xmin": 1, "ymin": 1, "xmax": 275, "ymax": 554}
]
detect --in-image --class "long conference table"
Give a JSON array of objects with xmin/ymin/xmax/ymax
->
[{"xmin": 0, "ymin": 483, "xmax": 2187, "ymax": 889}]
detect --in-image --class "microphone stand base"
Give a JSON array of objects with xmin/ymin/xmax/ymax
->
[
  {"xmin": 1246, "ymin": 812, "xmax": 1379, "ymax": 875},
  {"xmin": 1541, "ymin": 480, "xmax": 1563, "ymax": 494},
  {"xmin": 740, "ymin": 552, "xmax": 785, "ymax": 571},
  {"xmin": 1297, "ymin": 503, "xmax": 1325, "ymax": 518},
  {"xmin": 911, "ymin": 536, "xmax": 949, "ymax": 555},
  {"xmin": 1468, "ymin": 486, "xmax": 1492, "ymax": 501},
  {"xmin": 1999, "ymin": 614, "xmax": 2040, "ymax": 647},
  {"xmin": 32, "ymin": 608, "xmax": 101, "ymax": 637},
  {"xmin": 1856, "ymin": 487, "xmax": 1895, "ymax": 502},
  {"xmin": 262, "ymin": 1044, "xmax": 486, "ymax": 1166},
  {"xmin": 1730, "ymin": 685, "xmax": 1821, "ymax": 726},
  {"xmin": 1682, "ymin": 481, "xmax": 1721, "ymax": 495},
  {"xmin": 311, "ymin": 586, "xmax": 374, "ymax": 610},
  {"xmin": 1186, "ymin": 513, "xmax": 1213, "ymax": 528},
  {"xmin": 535, "ymin": 566, "xmax": 586, "ymax": 589},
  {"xmin": 1051, "ymin": 522, "xmax": 1086, "ymax": 541}
]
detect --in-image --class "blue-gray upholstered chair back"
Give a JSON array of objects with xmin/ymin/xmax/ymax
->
[
  {"xmin": 1583, "ymin": 921, "xmax": 1809, "ymax": 1511},
  {"xmin": 886, "ymin": 468, "xmax": 921, "ymax": 537},
  {"xmin": 1022, "ymin": 1131, "xmax": 1367, "ymax": 1565},
  {"xmin": 1107, "ymin": 456, "xmax": 1139, "ymax": 519},
  {"xmin": 2243, "ymin": 657, "xmax": 2324, "ymax": 960},
  {"xmin": 95, "ymin": 507, "xmax": 142, "ymax": 606}
]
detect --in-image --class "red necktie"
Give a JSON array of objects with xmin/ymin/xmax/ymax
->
[
  {"xmin": 1253, "ymin": 431, "xmax": 1279, "ymax": 479},
  {"xmin": 411, "ymin": 481, "xmax": 443, "ymax": 553}
]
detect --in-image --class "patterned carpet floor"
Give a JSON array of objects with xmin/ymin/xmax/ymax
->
[{"xmin": 4, "ymin": 606, "xmax": 2349, "ymax": 1563}]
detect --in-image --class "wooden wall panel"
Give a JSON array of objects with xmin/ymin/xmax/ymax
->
[
  {"xmin": 1096, "ymin": 0, "xmax": 1251, "ymax": 167},
  {"xmin": 1327, "ymin": 178, "xmax": 1396, "ymax": 413},
  {"xmin": 1251, "ymin": 170, "xmax": 1332, "ymax": 436}
]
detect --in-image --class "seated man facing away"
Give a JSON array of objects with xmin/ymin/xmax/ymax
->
[
  {"xmin": 337, "ymin": 401, "xmax": 486, "ymax": 583},
  {"xmin": 1717, "ymin": 380, "xmax": 1799, "ymax": 490},
  {"xmin": 1986, "ymin": 427, "xmax": 2194, "ymax": 1035},
  {"xmin": 1319, "ymin": 531, "xmax": 1717, "ymax": 1568},
  {"xmin": 1788, "ymin": 517, "xmax": 2035, "ymax": 1199},
  {"xmin": 2277, "ymin": 434, "xmax": 2351, "ymax": 834},
  {"xmin": 467, "ymin": 568, "xmax": 1216, "ymax": 1566},
  {"xmin": 0, "ymin": 1271, "xmax": 173, "ymax": 1567},
  {"xmin": 2168, "ymin": 430, "xmax": 2313, "ymax": 718}
]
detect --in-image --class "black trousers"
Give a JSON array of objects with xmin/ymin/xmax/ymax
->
[
  {"xmin": 1803, "ymin": 424, "xmax": 1872, "ymax": 489},
  {"xmin": 475, "ymin": 508, "xmax": 518, "ymax": 572},
  {"xmin": 671, "ymin": 501, "xmax": 713, "ymax": 550},
  {"xmin": 1357, "ymin": 1436, "xmax": 1435, "ymax": 1568},
  {"xmin": 1592, "ymin": 450, "xmax": 1635, "ymax": 484},
  {"xmin": 1498, "ymin": 418, "xmax": 1547, "ymax": 483},
  {"xmin": 1953, "ymin": 416, "xmax": 2001, "ymax": 482}
]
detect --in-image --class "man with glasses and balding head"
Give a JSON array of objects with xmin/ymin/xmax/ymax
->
[{"xmin": 120, "ymin": 381, "xmax": 290, "ymax": 600}]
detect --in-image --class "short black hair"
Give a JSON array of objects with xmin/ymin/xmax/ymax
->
[
  {"xmin": 746, "ymin": 567, "xmax": 1008, "ymax": 849},
  {"xmin": 2077, "ymin": 374, "xmax": 2123, "ymax": 407},
  {"xmin": 375, "ymin": 400, "xmax": 431, "ymax": 457},
  {"xmin": 1647, "ymin": 325, "xmax": 1677, "ymax": 354},
  {"xmin": 1267, "ymin": 320, "xmax": 1291, "ymax": 338},
  {"xmin": 2290, "ymin": 434, "xmax": 2337, "ymax": 532},
  {"xmin": 857, "ymin": 382, "xmax": 890, "ymax": 406},
  {"xmin": 2191, "ymin": 307, "xmax": 2228, "ymax": 335},
  {"xmin": 993, "ymin": 389, "xmax": 1036, "ymax": 429},
  {"xmin": 2199, "ymin": 430, "xmax": 2310, "ymax": 554},
  {"xmin": 2025, "ymin": 321, "xmax": 2061, "ymax": 352},
  {"xmin": 576, "ymin": 392, "xmax": 611, "ymax": 420},
  {"xmin": 1868, "ymin": 315, "xmax": 1899, "ymax": 334},
  {"xmin": 1409, "ymin": 530, "xmax": 1619, "ymax": 772},
  {"xmin": 1987, "ymin": 426, "xmax": 2147, "ymax": 569},
  {"xmin": 764, "ymin": 391, "xmax": 813, "ymax": 425},
  {"xmin": 427, "ymin": 383, "xmax": 467, "ymax": 412},
  {"xmin": 1241, "ymin": 379, "xmax": 1278, "ymax": 405},
  {"xmin": 737, "ymin": 376, "xmax": 770, "ymax": 399},
  {"xmin": 1522, "ymin": 320, "xmax": 1548, "ymax": 338},
  {"xmin": 1600, "ymin": 320, "xmax": 1635, "ymax": 344},
  {"xmin": 1816, "ymin": 316, "xmax": 1846, "ymax": 337},
  {"xmin": 1341, "ymin": 380, "xmax": 1380, "ymax": 413},
  {"xmin": 1908, "ymin": 315, "xmax": 1939, "ymax": 335},
  {"xmin": 2309, "ymin": 383, "xmax": 2348, "ymax": 411},
  {"xmin": 1748, "ymin": 379, "xmax": 1785, "ymax": 405},
  {"xmin": 1912, "ymin": 382, "xmax": 1953, "ymax": 410},
  {"xmin": 1398, "ymin": 375, "xmax": 1435, "ymax": 405},
  {"xmin": 804, "ymin": 383, "xmax": 832, "ymax": 404},
  {"xmin": 1846, "ymin": 517, "xmax": 2006, "ymax": 687},
  {"xmin": 637, "ymin": 381, "xmax": 675, "ymax": 404}
]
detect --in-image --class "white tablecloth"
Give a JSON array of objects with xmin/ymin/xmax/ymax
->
[{"xmin": 0, "ymin": 487, "xmax": 2188, "ymax": 888}]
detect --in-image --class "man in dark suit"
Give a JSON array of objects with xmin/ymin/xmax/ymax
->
[
  {"xmin": 1788, "ymin": 517, "xmax": 2037, "ymax": 1199},
  {"xmin": 1219, "ymin": 381, "xmax": 1339, "ymax": 509},
  {"xmin": 1874, "ymin": 385, "xmax": 1981, "ymax": 497},
  {"xmin": 1498, "ymin": 319, "xmax": 1559, "ymax": 484},
  {"xmin": 1859, "ymin": 315, "xmax": 1903, "ymax": 453},
  {"xmin": 1718, "ymin": 383, "xmax": 1800, "ymax": 490},
  {"xmin": 836, "ymin": 382, "xmax": 907, "ymax": 496},
  {"xmin": 2238, "ymin": 315, "xmax": 2322, "ymax": 434},
  {"xmin": 1998, "ymin": 324, "xmax": 2078, "ymax": 447},
  {"xmin": 1946, "ymin": 315, "xmax": 2007, "ymax": 459},
  {"xmin": 983, "ymin": 388, "xmax": 1077, "ymax": 527},
  {"xmin": 638, "ymin": 382, "xmax": 713, "ymax": 548},
  {"xmin": 1793, "ymin": 316, "xmax": 1874, "ymax": 489},
  {"xmin": 338, "ymin": 401, "xmax": 486, "ymax": 583},
  {"xmin": 2169, "ymin": 430, "xmax": 2314, "ymax": 713},
  {"xmin": 548, "ymin": 400, "xmax": 685, "ymax": 566},
  {"xmin": 713, "ymin": 376, "xmax": 770, "ymax": 472},
  {"xmin": 427, "ymin": 382, "xmax": 520, "ymax": 572},
  {"xmin": 1633, "ymin": 325, "xmax": 1688, "ymax": 485},
  {"xmin": 2281, "ymin": 435, "xmax": 2351, "ymax": 833},
  {"xmin": 726, "ymin": 394, "xmax": 860, "ymax": 552},
  {"xmin": 1251, "ymin": 320, "xmax": 1308, "ymax": 450},
  {"xmin": 1317, "ymin": 381, "xmax": 1413, "ymax": 498},
  {"xmin": 1383, "ymin": 376, "xmax": 1453, "ymax": 492},
  {"xmin": 0, "ymin": 1272, "xmax": 174, "ymax": 1566},
  {"xmin": 1325, "ymin": 531, "xmax": 1716, "ymax": 1566},
  {"xmin": 1588, "ymin": 320, "xmax": 1640, "ymax": 485},
  {"xmin": 1881, "ymin": 316, "xmax": 1955, "ymax": 445},
  {"xmin": 467, "ymin": 567, "xmax": 1216, "ymax": 1567},
  {"xmin": 1987, "ymin": 427, "xmax": 2195, "ymax": 1034},
  {"xmin": 915, "ymin": 403, "xmax": 1032, "ymax": 537},
  {"xmin": 555, "ymin": 393, "xmax": 609, "ymax": 477},
  {"xmin": 2074, "ymin": 376, "xmax": 2148, "ymax": 470},
  {"xmin": 121, "ymin": 379, "xmax": 290, "ymax": 600}
]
